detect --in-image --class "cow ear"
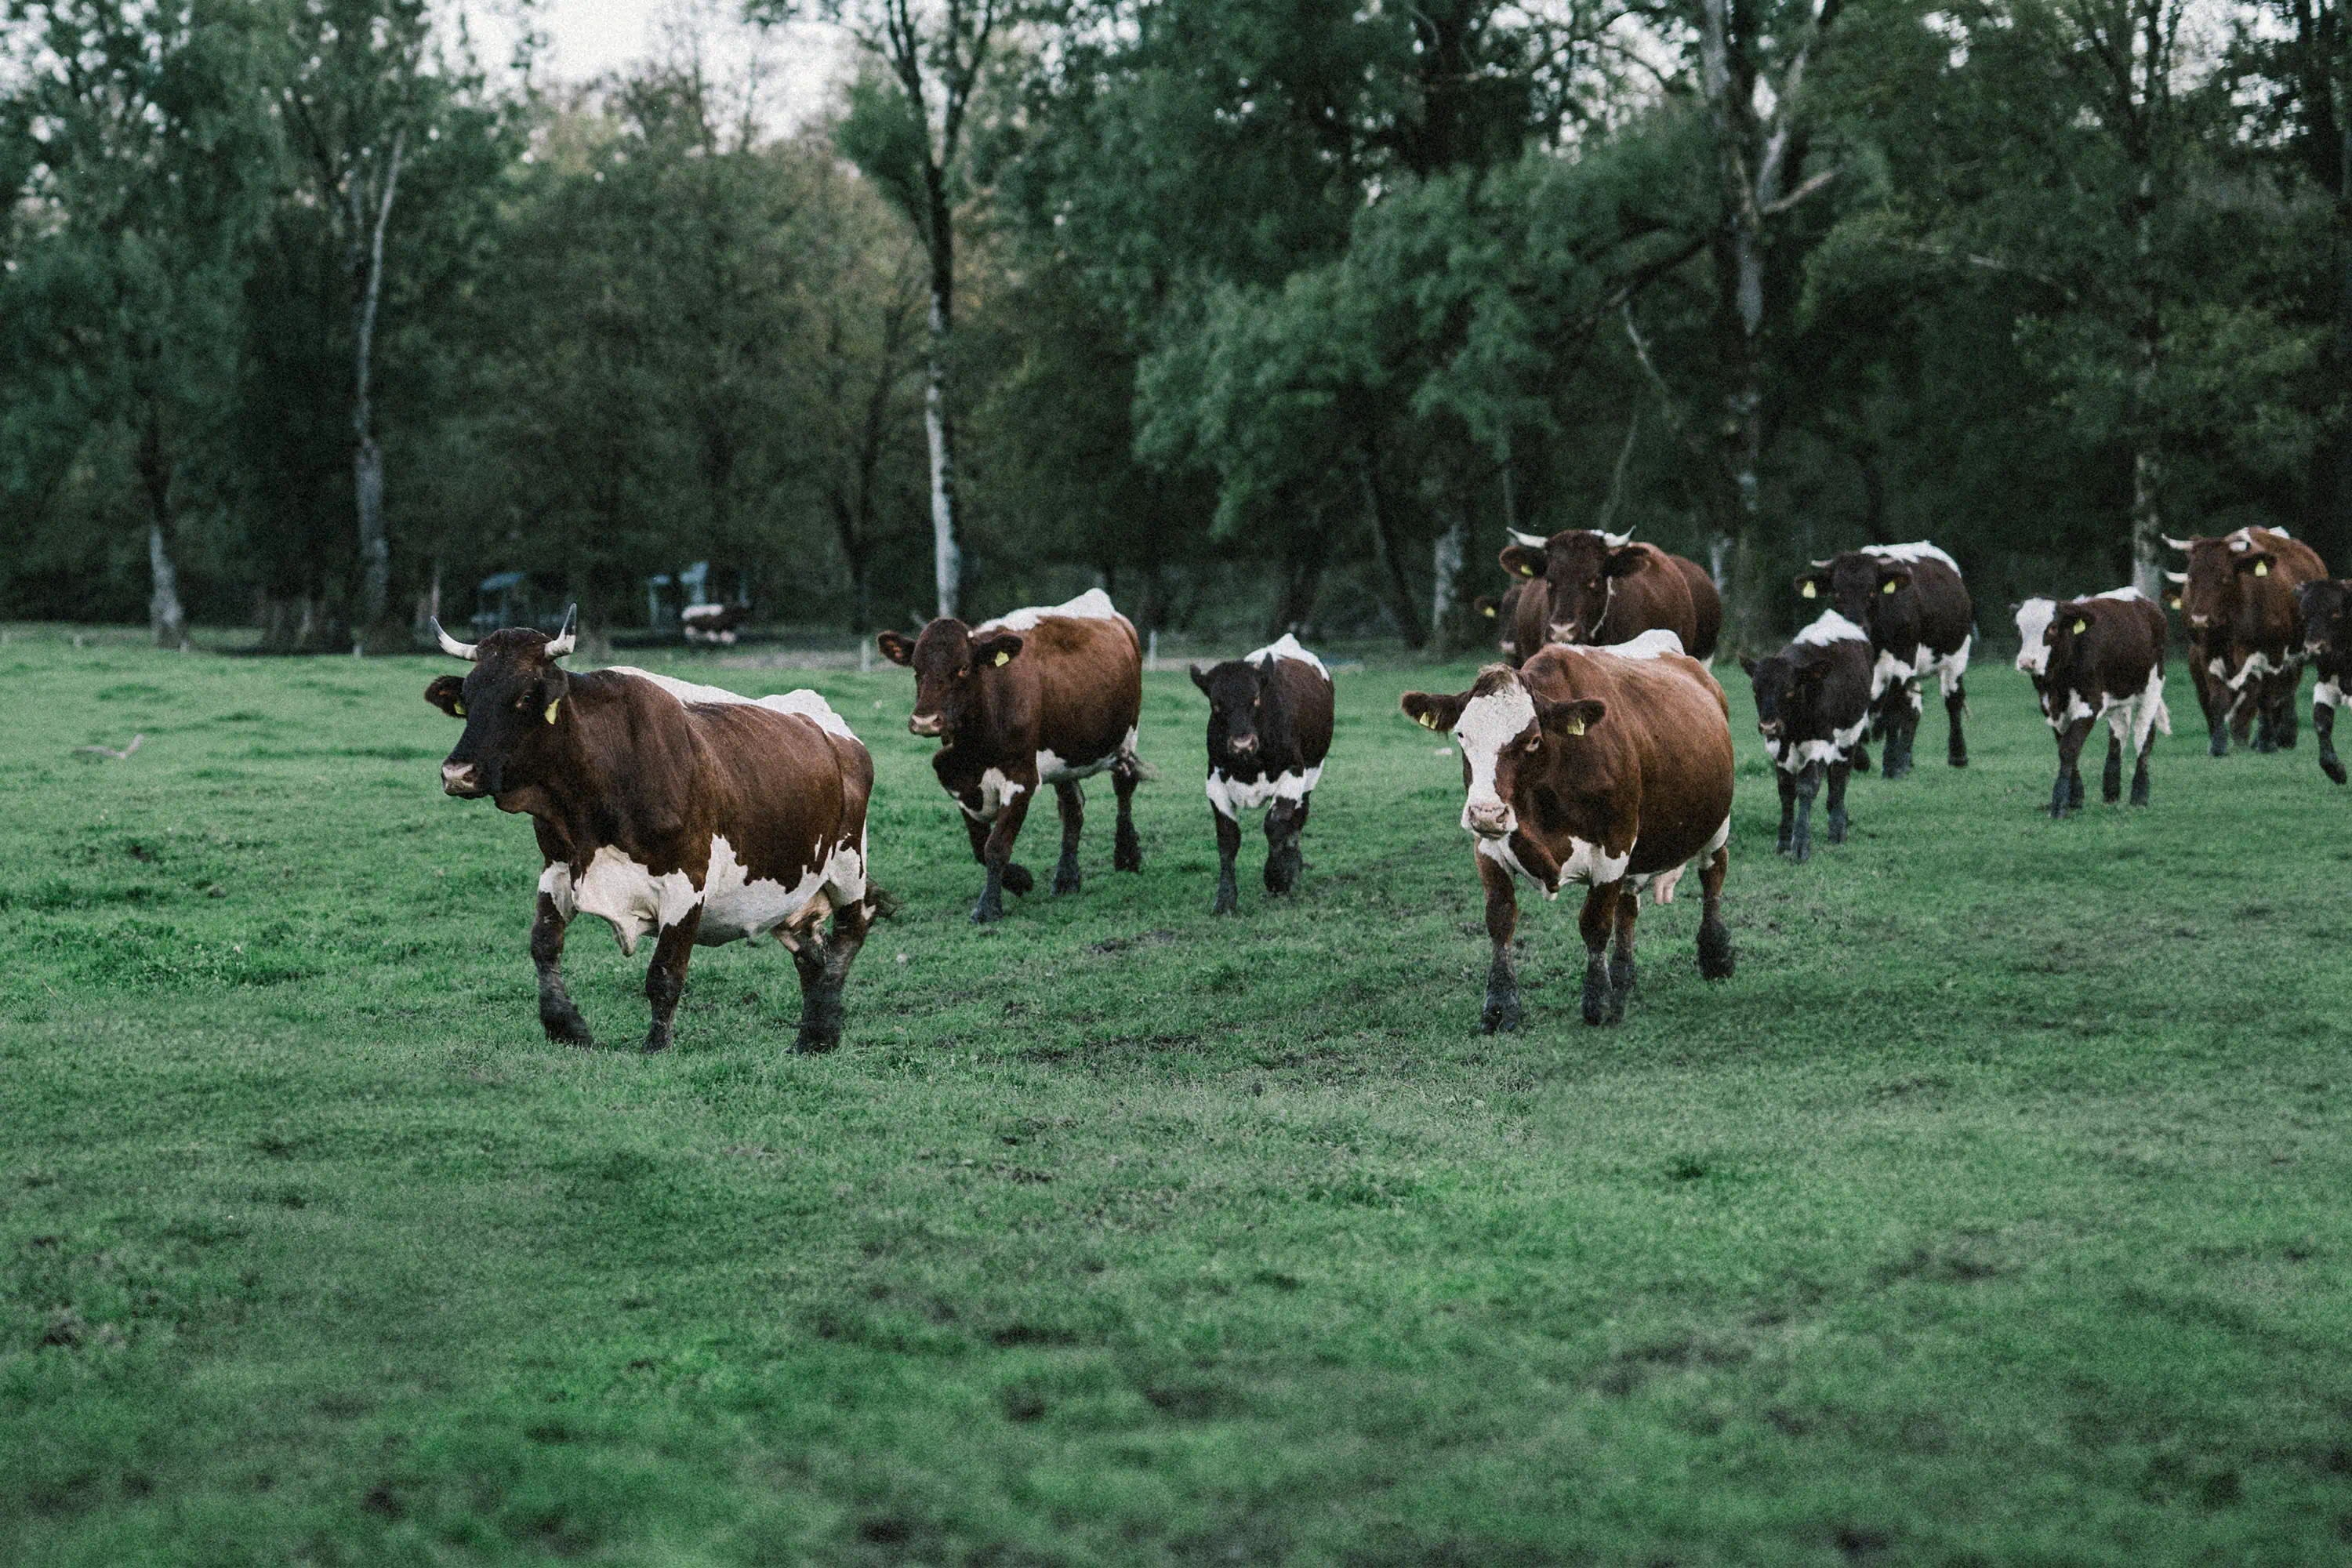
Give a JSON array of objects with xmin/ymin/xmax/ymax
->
[
  {"xmin": 1499, "ymin": 545, "xmax": 1545, "ymax": 580},
  {"xmin": 1603, "ymin": 546, "xmax": 1646, "ymax": 578},
  {"xmin": 424, "ymin": 675, "xmax": 466, "ymax": 717},
  {"xmin": 1739, "ymin": 655, "xmax": 1760, "ymax": 678},
  {"xmin": 1877, "ymin": 565, "xmax": 1913, "ymax": 593},
  {"xmin": 1189, "ymin": 662, "xmax": 1214, "ymax": 695},
  {"xmin": 1399, "ymin": 691, "xmax": 1468, "ymax": 732},
  {"xmin": 2234, "ymin": 550, "xmax": 2276, "ymax": 578},
  {"xmin": 1473, "ymin": 596, "xmax": 1498, "ymax": 619},
  {"xmin": 971, "ymin": 631, "xmax": 1023, "ymax": 667},
  {"xmin": 1538, "ymin": 696, "xmax": 1607, "ymax": 736},
  {"xmin": 1793, "ymin": 571, "xmax": 1827, "ymax": 601},
  {"xmin": 876, "ymin": 631, "xmax": 915, "ymax": 666}
]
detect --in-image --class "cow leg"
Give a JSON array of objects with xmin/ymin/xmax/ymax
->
[
  {"xmin": 2102, "ymin": 730, "xmax": 2124, "ymax": 803},
  {"xmin": 1849, "ymin": 742, "xmax": 1873, "ymax": 776},
  {"xmin": 2189, "ymin": 653, "xmax": 2228, "ymax": 756},
  {"xmin": 532, "ymin": 891, "xmax": 593, "ymax": 1047},
  {"xmin": 2051, "ymin": 719, "xmax": 2092, "ymax": 819},
  {"xmin": 2272, "ymin": 673, "xmax": 2300, "ymax": 749},
  {"xmin": 1825, "ymin": 757, "xmax": 1852, "ymax": 844},
  {"xmin": 2254, "ymin": 689, "xmax": 2279, "ymax": 753},
  {"xmin": 1791, "ymin": 760, "xmax": 1822, "ymax": 863},
  {"xmin": 1896, "ymin": 684, "xmax": 1925, "ymax": 778},
  {"xmin": 2230, "ymin": 675, "xmax": 2256, "ymax": 749},
  {"xmin": 1577, "ymin": 879, "xmax": 1624, "ymax": 1026},
  {"xmin": 972, "ymin": 793, "xmax": 1036, "ymax": 924},
  {"xmin": 2316, "ymin": 680, "xmax": 2346, "ymax": 783},
  {"xmin": 1945, "ymin": 677, "xmax": 1969, "ymax": 767},
  {"xmin": 1695, "ymin": 847, "xmax": 1734, "ymax": 981},
  {"xmin": 641, "ymin": 905, "xmax": 703, "ymax": 1054},
  {"xmin": 1111, "ymin": 757, "xmax": 1144, "ymax": 873},
  {"xmin": 1210, "ymin": 807, "xmax": 1242, "ymax": 915},
  {"xmin": 1264, "ymin": 795, "xmax": 1308, "ymax": 895},
  {"xmin": 1775, "ymin": 768, "xmax": 1797, "ymax": 856},
  {"xmin": 1051, "ymin": 781, "xmax": 1085, "ymax": 895},
  {"xmin": 793, "ymin": 897, "xmax": 874, "ymax": 1054},
  {"xmin": 2131, "ymin": 729, "xmax": 2155, "ymax": 808},
  {"xmin": 1475, "ymin": 851, "xmax": 1521, "ymax": 1033},
  {"xmin": 1606, "ymin": 890, "xmax": 1638, "ymax": 1025},
  {"xmin": 962, "ymin": 811, "xmax": 1033, "ymax": 903}
]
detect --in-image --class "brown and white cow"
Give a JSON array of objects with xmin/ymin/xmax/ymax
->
[
  {"xmin": 1497, "ymin": 528, "xmax": 1722, "ymax": 666},
  {"xmin": 1191, "ymin": 633, "xmax": 1334, "ymax": 914},
  {"xmin": 1402, "ymin": 630, "xmax": 1734, "ymax": 1031},
  {"xmin": 878, "ymin": 588, "xmax": 1145, "ymax": 924},
  {"xmin": 1792, "ymin": 542, "xmax": 1973, "ymax": 776},
  {"xmin": 2295, "ymin": 578, "xmax": 2352, "ymax": 783},
  {"xmin": 1740, "ymin": 611, "xmax": 1874, "ymax": 862},
  {"xmin": 2017, "ymin": 589, "xmax": 2169, "ymax": 815},
  {"xmin": 424, "ymin": 613, "xmax": 884, "ymax": 1054},
  {"xmin": 2162, "ymin": 527, "xmax": 2327, "ymax": 756}
]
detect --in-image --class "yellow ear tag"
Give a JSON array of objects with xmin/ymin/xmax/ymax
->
[
  {"xmin": 2072, "ymin": 619, "xmax": 2089, "ymax": 634},
  {"xmin": 544, "ymin": 700, "xmax": 561, "ymax": 724},
  {"xmin": 1882, "ymin": 579, "xmax": 1899, "ymax": 594},
  {"xmin": 1518, "ymin": 564, "xmax": 1536, "ymax": 577},
  {"xmin": 993, "ymin": 650, "xmax": 1012, "ymax": 666},
  {"xmin": 2167, "ymin": 593, "xmax": 2182, "ymax": 608},
  {"xmin": 1559, "ymin": 716, "xmax": 1586, "ymax": 736},
  {"xmin": 1415, "ymin": 712, "xmax": 1437, "ymax": 729},
  {"xmin": 2254, "ymin": 561, "xmax": 2270, "ymax": 576},
  {"xmin": 1483, "ymin": 605, "xmax": 1497, "ymax": 618},
  {"xmin": 1801, "ymin": 583, "xmax": 1817, "ymax": 599}
]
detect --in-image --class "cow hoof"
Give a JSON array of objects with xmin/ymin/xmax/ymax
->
[
  {"xmin": 2323, "ymin": 758, "xmax": 2347, "ymax": 785},
  {"xmin": 792, "ymin": 1031, "xmax": 839, "ymax": 1055},
  {"xmin": 1114, "ymin": 844, "xmax": 1144, "ymax": 873},
  {"xmin": 1480, "ymin": 997, "xmax": 1521, "ymax": 1034},
  {"xmin": 2209, "ymin": 735, "xmax": 2229, "ymax": 758},
  {"xmin": 1791, "ymin": 843, "xmax": 1811, "ymax": 865},
  {"xmin": 1000, "ymin": 864, "xmax": 1034, "ymax": 895},
  {"xmin": 641, "ymin": 1034, "xmax": 672, "ymax": 1054},
  {"xmin": 970, "ymin": 898, "xmax": 1004, "ymax": 925},
  {"xmin": 1212, "ymin": 887, "xmax": 1239, "ymax": 916},
  {"xmin": 1053, "ymin": 867, "xmax": 1082, "ymax": 896},
  {"xmin": 543, "ymin": 1012, "xmax": 593, "ymax": 1047},
  {"xmin": 1948, "ymin": 753, "xmax": 1968, "ymax": 768},
  {"xmin": 1697, "ymin": 920, "xmax": 1734, "ymax": 981}
]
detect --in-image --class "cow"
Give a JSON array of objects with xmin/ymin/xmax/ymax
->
[
  {"xmin": 1740, "ymin": 611, "xmax": 1873, "ymax": 862},
  {"xmin": 2016, "ymin": 588, "xmax": 2169, "ymax": 817},
  {"xmin": 681, "ymin": 602, "xmax": 748, "ymax": 645},
  {"xmin": 2294, "ymin": 578, "xmax": 2352, "ymax": 783},
  {"xmin": 423, "ymin": 611, "xmax": 885, "ymax": 1055},
  {"xmin": 2162, "ymin": 527, "xmax": 2328, "ymax": 756},
  {"xmin": 1401, "ymin": 630, "xmax": 1734, "ymax": 1031},
  {"xmin": 1792, "ymin": 542, "xmax": 1973, "ymax": 777},
  {"xmin": 1190, "ymin": 633, "xmax": 1334, "ymax": 914},
  {"xmin": 877, "ymin": 588, "xmax": 1145, "ymax": 924},
  {"xmin": 1497, "ymin": 528, "xmax": 1722, "ymax": 665}
]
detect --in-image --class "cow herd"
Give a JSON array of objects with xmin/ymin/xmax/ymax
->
[{"xmin": 421, "ymin": 525, "xmax": 2351, "ymax": 1050}]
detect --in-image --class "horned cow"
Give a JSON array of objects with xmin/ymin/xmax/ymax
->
[
  {"xmin": 1792, "ymin": 543, "xmax": 1973, "ymax": 776},
  {"xmin": 424, "ymin": 612, "xmax": 886, "ymax": 1054},
  {"xmin": 879, "ymin": 589, "xmax": 1145, "ymax": 924},
  {"xmin": 2295, "ymin": 578, "xmax": 2352, "ymax": 783},
  {"xmin": 1191, "ymin": 634, "xmax": 1335, "ymax": 913},
  {"xmin": 1497, "ymin": 528, "xmax": 1721, "ymax": 665},
  {"xmin": 2018, "ymin": 588, "xmax": 2169, "ymax": 816},
  {"xmin": 2162, "ymin": 527, "xmax": 2327, "ymax": 755},
  {"xmin": 1740, "ymin": 611, "xmax": 1874, "ymax": 862},
  {"xmin": 1402, "ymin": 631, "xmax": 1734, "ymax": 1032}
]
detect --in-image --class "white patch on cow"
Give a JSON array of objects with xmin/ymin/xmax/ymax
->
[
  {"xmin": 539, "ymin": 861, "xmax": 575, "ymax": 920},
  {"xmin": 1868, "ymin": 647, "xmax": 1915, "ymax": 703},
  {"xmin": 1474, "ymin": 833, "xmax": 1554, "ymax": 897},
  {"xmin": 2014, "ymin": 599, "xmax": 2057, "ymax": 675},
  {"xmin": 1702, "ymin": 815, "xmax": 1732, "ymax": 857},
  {"xmin": 696, "ymin": 833, "xmax": 866, "ymax": 947},
  {"xmin": 1860, "ymin": 541, "xmax": 1961, "ymax": 572},
  {"xmin": 2316, "ymin": 678, "xmax": 2344, "ymax": 710},
  {"xmin": 2097, "ymin": 664, "xmax": 2172, "ymax": 755},
  {"xmin": 2093, "ymin": 585, "xmax": 2147, "ymax": 602},
  {"xmin": 2223, "ymin": 648, "xmax": 2284, "ymax": 691},
  {"xmin": 571, "ymin": 844, "xmax": 699, "ymax": 957},
  {"xmin": 608, "ymin": 667, "xmax": 858, "ymax": 741},
  {"xmin": 2208, "ymin": 656, "xmax": 2230, "ymax": 680},
  {"xmin": 1794, "ymin": 610, "xmax": 1870, "ymax": 648},
  {"xmin": 1451, "ymin": 682, "xmax": 1537, "ymax": 833},
  {"xmin": 1915, "ymin": 633, "xmax": 1971, "ymax": 697},
  {"xmin": 978, "ymin": 588, "xmax": 1120, "ymax": 633},
  {"xmin": 1558, "ymin": 628, "xmax": 1684, "ymax": 660},
  {"xmin": 1246, "ymin": 633, "xmax": 1330, "ymax": 678},
  {"xmin": 959, "ymin": 767, "xmax": 1029, "ymax": 822},
  {"xmin": 1206, "ymin": 764, "xmax": 1322, "ymax": 820},
  {"xmin": 1474, "ymin": 830, "xmax": 1629, "ymax": 897}
]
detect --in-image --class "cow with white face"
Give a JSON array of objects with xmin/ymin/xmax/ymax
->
[
  {"xmin": 425, "ymin": 610, "xmax": 886, "ymax": 1054},
  {"xmin": 1191, "ymin": 634, "xmax": 1334, "ymax": 914},
  {"xmin": 1401, "ymin": 632, "xmax": 1734, "ymax": 1031}
]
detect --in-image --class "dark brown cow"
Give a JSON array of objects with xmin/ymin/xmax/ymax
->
[
  {"xmin": 424, "ymin": 613, "xmax": 884, "ymax": 1054},
  {"xmin": 1792, "ymin": 542, "xmax": 1973, "ymax": 776},
  {"xmin": 1739, "ymin": 611, "xmax": 1874, "ymax": 862},
  {"xmin": 2163, "ymin": 527, "xmax": 2327, "ymax": 756},
  {"xmin": 2020, "ymin": 589, "xmax": 2169, "ymax": 817},
  {"xmin": 2295, "ymin": 578, "xmax": 2352, "ymax": 782},
  {"xmin": 878, "ymin": 588, "xmax": 1145, "ymax": 924},
  {"xmin": 1191, "ymin": 634, "xmax": 1334, "ymax": 913},
  {"xmin": 1497, "ymin": 528, "xmax": 1721, "ymax": 664},
  {"xmin": 1401, "ymin": 630, "xmax": 1734, "ymax": 1031}
]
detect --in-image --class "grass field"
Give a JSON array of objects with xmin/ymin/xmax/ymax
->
[{"xmin": 5, "ymin": 624, "xmax": 2350, "ymax": 1566}]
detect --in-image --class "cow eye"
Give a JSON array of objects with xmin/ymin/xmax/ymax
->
[{"xmin": 1523, "ymin": 736, "xmax": 1541, "ymax": 753}]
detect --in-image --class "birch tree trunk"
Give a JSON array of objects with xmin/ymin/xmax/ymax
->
[
  {"xmin": 350, "ymin": 130, "xmax": 405, "ymax": 641},
  {"xmin": 136, "ymin": 406, "xmax": 187, "ymax": 648},
  {"xmin": 1358, "ymin": 442, "xmax": 1426, "ymax": 648},
  {"xmin": 1430, "ymin": 513, "xmax": 1466, "ymax": 652}
]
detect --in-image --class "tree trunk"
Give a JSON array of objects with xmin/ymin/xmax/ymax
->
[
  {"xmin": 350, "ymin": 131, "xmax": 404, "ymax": 642},
  {"xmin": 1358, "ymin": 441, "xmax": 1426, "ymax": 648},
  {"xmin": 1429, "ymin": 510, "xmax": 1466, "ymax": 653},
  {"xmin": 2127, "ymin": 167, "xmax": 2165, "ymax": 601},
  {"xmin": 1269, "ymin": 519, "xmax": 1330, "ymax": 640},
  {"xmin": 921, "ymin": 164, "xmax": 961, "ymax": 622},
  {"xmin": 136, "ymin": 408, "xmax": 187, "ymax": 648}
]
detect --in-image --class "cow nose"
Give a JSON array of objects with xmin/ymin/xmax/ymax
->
[
  {"xmin": 1464, "ymin": 803, "xmax": 1513, "ymax": 839},
  {"xmin": 441, "ymin": 761, "xmax": 481, "ymax": 796},
  {"xmin": 1230, "ymin": 734, "xmax": 1258, "ymax": 753},
  {"xmin": 1548, "ymin": 623, "xmax": 1579, "ymax": 644},
  {"xmin": 908, "ymin": 713, "xmax": 942, "ymax": 737}
]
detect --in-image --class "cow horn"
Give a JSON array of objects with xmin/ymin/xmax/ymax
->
[
  {"xmin": 1599, "ymin": 529, "xmax": 1634, "ymax": 548},
  {"xmin": 2165, "ymin": 570, "xmax": 2187, "ymax": 585},
  {"xmin": 2162, "ymin": 535, "xmax": 2195, "ymax": 552},
  {"xmin": 1505, "ymin": 528, "xmax": 1549, "ymax": 549},
  {"xmin": 430, "ymin": 617, "xmax": 479, "ymax": 661},
  {"xmin": 545, "ymin": 604, "xmax": 577, "ymax": 659}
]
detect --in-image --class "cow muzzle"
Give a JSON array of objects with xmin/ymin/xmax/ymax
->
[
  {"xmin": 1547, "ymin": 622, "xmax": 1582, "ymax": 645},
  {"xmin": 1229, "ymin": 733, "xmax": 1258, "ymax": 756},
  {"xmin": 908, "ymin": 713, "xmax": 943, "ymax": 738},
  {"xmin": 441, "ymin": 761, "xmax": 486, "ymax": 797},
  {"xmin": 1463, "ymin": 802, "xmax": 1515, "ymax": 840},
  {"xmin": 1757, "ymin": 720, "xmax": 1781, "ymax": 739}
]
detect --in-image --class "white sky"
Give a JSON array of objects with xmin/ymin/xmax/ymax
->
[{"xmin": 460, "ymin": 0, "xmax": 851, "ymax": 129}]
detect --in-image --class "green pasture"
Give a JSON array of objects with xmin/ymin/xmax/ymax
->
[{"xmin": 4, "ymin": 626, "xmax": 2349, "ymax": 1566}]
